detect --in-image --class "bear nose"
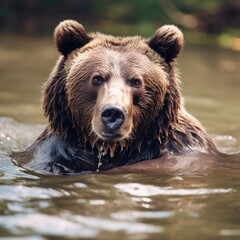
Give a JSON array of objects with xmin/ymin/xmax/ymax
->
[{"xmin": 101, "ymin": 104, "xmax": 126, "ymax": 130}]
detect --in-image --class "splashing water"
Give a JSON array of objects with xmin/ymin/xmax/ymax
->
[{"xmin": 0, "ymin": 117, "xmax": 44, "ymax": 154}]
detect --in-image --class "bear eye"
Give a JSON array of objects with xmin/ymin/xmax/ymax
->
[
  {"xmin": 129, "ymin": 78, "xmax": 142, "ymax": 88},
  {"xmin": 92, "ymin": 75, "xmax": 105, "ymax": 86}
]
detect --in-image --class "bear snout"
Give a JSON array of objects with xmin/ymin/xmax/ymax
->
[
  {"xmin": 101, "ymin": 104, "xmax": 126, "ymax": 131},
  {"xmin": 91, "ymin": 81, "xmax": 133, "ymax": 142}
]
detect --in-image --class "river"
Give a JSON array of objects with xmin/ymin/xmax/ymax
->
[{"xmin": 0, "ymin": 36, "xmax": 240, "ymax": 239}]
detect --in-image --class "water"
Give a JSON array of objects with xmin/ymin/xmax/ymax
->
[{"xmin": 0, "ymin": 36, "xmax": 240, "ymax": 239}]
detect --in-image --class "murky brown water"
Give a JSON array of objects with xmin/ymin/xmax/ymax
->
[{"xmin": 0, "ymin": 36, "xmax": 240, "ymax": 239}]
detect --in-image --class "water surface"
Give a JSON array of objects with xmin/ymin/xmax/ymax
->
[{"xmin": 0, "ymin": 36, "xmax": 240, "ymax": 239}]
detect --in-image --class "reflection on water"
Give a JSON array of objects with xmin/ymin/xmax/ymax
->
[
  {"xmin": 0, "ymin": 36, "xmax": 240, "ymax": 239},
  {"xmin": 1, "ymin": 159, "xmax": 240, "ymax": 239},
  {"xmin": 115, "ymin": 183, "xmax": 233, "ymax": 196}
]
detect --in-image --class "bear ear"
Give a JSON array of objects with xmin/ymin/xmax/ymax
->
[
  {"xmin": 54, "ymin": 20, "xmax": 92, "ymax": 56},
  {"xmin": 148, "ymin": 25, "xmax": 184, "ymax": 61}
]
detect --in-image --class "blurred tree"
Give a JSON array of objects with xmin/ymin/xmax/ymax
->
[{"xmin": 0, "ymin": 0, "xmax": 239, "ymax": 36}]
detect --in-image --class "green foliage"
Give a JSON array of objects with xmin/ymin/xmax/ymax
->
[{"xmin": 0, "ymin": 0, "xmax": 240, "ymax": 46}]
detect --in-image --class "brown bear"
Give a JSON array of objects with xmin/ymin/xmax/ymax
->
[{"xmin": 13, "ymin": 20, "xmax": 218, "ymax": 175}]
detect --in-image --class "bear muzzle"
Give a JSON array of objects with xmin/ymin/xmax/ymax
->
[{"xmin": 91, "ymin": 79, "xmax": 133, "ymax": 142}]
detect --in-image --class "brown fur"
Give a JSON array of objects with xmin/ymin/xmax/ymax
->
[{"xmin": 13, "ymin": 20, "xmax": 217, "ymax": 174}]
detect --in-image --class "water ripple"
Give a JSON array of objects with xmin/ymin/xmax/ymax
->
[
  {"xmin": 0, "ymin": 213, "xmax": 96, "ymax": 238},
  {"xmin": 0, "ymin": 213, "xmax": 161, "ymax": 237},
  {"xmin": 0, "ymin": 185, "xmax": 62, "ymax": 201},
  {"xmin": 115, "ymin": 183, "xmax": 233, "ymax": 197},
  {"xmin": 72, "ymin": 215, "xmax": 162, "ymax": 234},
  {"xmin": 111, "ymin": 210, "xmax": 174, "ymax": 221}
]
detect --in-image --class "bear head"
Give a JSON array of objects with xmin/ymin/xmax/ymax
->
[{"xmin": 43, "ymin": 20, "xmax": 184, "ymax": 156}]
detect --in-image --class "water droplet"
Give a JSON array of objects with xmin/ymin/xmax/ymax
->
[{"xmin": 96, "ymin": 144, "xmax": 104, "ymax": 172}]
